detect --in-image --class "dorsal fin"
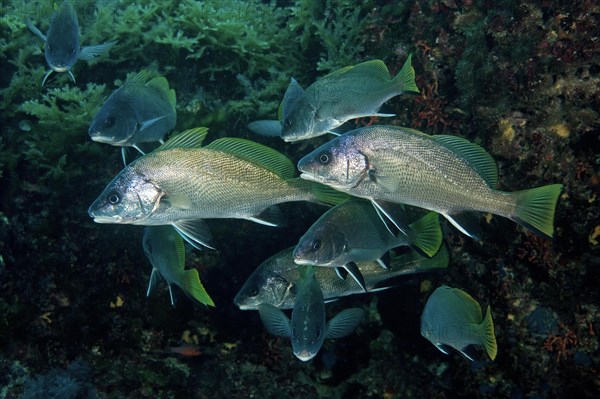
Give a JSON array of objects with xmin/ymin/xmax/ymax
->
[
  {"xmin": 146, "ymin": 76, "xmax": 176, "ymax": 109},
  {"xmin": 126, "ymin": 69, "xmax": 152, "ymax": 85},
  {"xmin": 158, "ymin": 127, "xmax": 209, "ymax": 151},
  {"xmin": 433, "ymin": 135, "xmax": 499, "ymax": 188},
  {"xmin": 205, "ymin": 138, "xmax": 295, "ymax": 179},
  {"xmin": 321, "ymin": 60, "xmax": 391, "ymax": 80}
]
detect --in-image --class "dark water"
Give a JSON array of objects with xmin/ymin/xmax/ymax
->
[{"xmin": 1, "ymin": 1, "xmax": 598, "ymax": 398}]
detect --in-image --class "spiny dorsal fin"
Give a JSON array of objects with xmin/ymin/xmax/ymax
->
[
  {"xmin": 126, "ymin": 69, "xmax": 152, "ymax": 85},
  {"xmin": 433, "ymin": 135, "xmax": 499, "ymax": 188},
  {"xmin": 158, "ymin": 127, "xmax": 209, "ymax": 151},
  {"xmin": 205, "ymin": 138, "xmax": 295, "ymax": 179}
]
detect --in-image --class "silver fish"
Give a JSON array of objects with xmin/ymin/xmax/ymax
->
[
  {"xmin": 143, "ymin": 225, "xmax": 214, "ymax": 307},
  {"xmin": 89, "ymin": 128, "xmax": 345, "ymax": 249},
  {"xmin": 234, "ymin": 245, "xmax": 449, "ymax": 310},
  {"xmin": 293, "ymin": 198, "xmax": 442, "ymax": 272},
  {"xmin": 277, "ymin": 56, "xmax": 418, "ymax": 142},
  {"xmin": 257, "ymin": 266, "xmax": 364, "ymax": 361},
  {"xmin": 421, "ymin": 285, "xmax": 497, "ymax": 361},
  {"xmin": 25, "ymin": 1, "xmax": 116, "ymax": 86},
  {"xmin": 297, "ymin": 125, "xmax": 563, "ymax": 239},
  {"xmin": 89, "ymin": 70, "xmax": 177, "ymax": 165}
]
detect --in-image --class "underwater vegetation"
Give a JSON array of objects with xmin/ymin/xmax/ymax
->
[{"xmin": 0, "ymin": 0, "xmax": 599, "ymax": 398}]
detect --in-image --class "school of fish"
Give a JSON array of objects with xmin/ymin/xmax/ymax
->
[{"xmin": 28, "ymin": 2, "xmax": 563, "ymax": 363}]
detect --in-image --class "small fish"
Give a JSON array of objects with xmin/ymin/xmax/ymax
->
[
  {"xmin": 293, "ymin": 199, "xmax": 442, "ymax": 290},
  {"xmin": 297, "ymin": 125, "xmax": 563, "ymax": 239},
  {"xmin": 421, "ymin": 285, "xmax": 497, "ymax": 361},
  {"xmin": 89, "ymin": 128, "xmax": 346, "ymax": 250},
  {"xmin": 89, "ymin": 70, "xmax": 177, "ymax": 165},
  {"xmin": 143, "ymin": 225, "xmax": 214, "ymax": 307},
  {"xmin": 258, "ymin": 265, "xmax": 364, "ymax": 361},
  {"xmin": 167, "ymin": 343, "xmax": 202, "ymax": 357},
  {"xmin": 273, "ymin": 56, "xmax": 418, "ymax": 142},
  {"xmin": 234, "ymin": 245, "xmax": 449, "ymax": 310},
  {"xmin": 25, "ymin": 1, "xmax": 117, "ymax": 86}
]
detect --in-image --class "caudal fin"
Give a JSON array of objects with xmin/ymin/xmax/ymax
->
[
  {"xmin": 481, "ymin": 305, "xmax": 497, "ymax": 360},
  {"xmin": 407, "ymin": 211, "xmax": 443, "ymax": 257},
  {"xmin": 180, "ymin": 269, "xmax": 215, "ymax": 307},
  {"xmin": 392, "ymin": 53, "xmax": 419, "ymax": 94},
  {"xmin": 513, "ymin": 184, "xmax": 562, "ymax": 238}
]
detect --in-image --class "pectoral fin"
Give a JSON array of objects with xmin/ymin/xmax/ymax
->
[
  {"xmin": 368, "ymin": 170, "xmax": 399, "ymax": 193},
  {"xmin": 371, "ymin": 199, "xmax": 411, "ymax": 237},
  {"xmin": 257, "ymin": 304, "xmax": 292, "ymax": 337},
  {"xmin": 139, "ymin": 115, "xmax": 168, "ymax": 132},
  {"xmin": 25, "ymin": 19, "xmax": 46, "ymax": 42},
  {"xmin": 79, "ymin": 40, "xmax": 117, "ymax": 61},
  {"xmin": 172, "ymin": 220, "xmax": 215, "ymax": 250},
  {"xmin": 325, "ymin": 308, "xmax": 364, "ymax": 339}
]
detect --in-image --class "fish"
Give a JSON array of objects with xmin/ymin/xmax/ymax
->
[
  {"xmin": 420, "ymin": 285, "xmax": 497, "ymax": 361},
  {"xmin": 89, "ymin": 127, "xmax": 347, "ymax": 250},
  {"xmin": 25, "ymin": 1, "xmax": 117, "ymax": 86},
  {"xmin": 297, "ymin": 125, "xmax": 563, "ymax": 239},
  {"xmin": 89, "ymin": 70, "xmax": 177, "ymax": 165},
  {"xmin": 293, "ymin": 199, "xmax": 442, "ymax": 290},
  {"xmin": 257, "ymin": 265, "xmax": 364, "ymax": 361},
  {"xmin": 167, "ymin": 343, "xmax": 202, "ymax": 357},
  {"xmin": 234, "ymin": 245, "xmax": 449, "ymax": 310},
  {"xmin": 143, "ymin": 225, "xmax": 214, "ymax": 307},
  {"xmin": 273, "ymin": 56, "xmax": 418, "ymax": 142}
]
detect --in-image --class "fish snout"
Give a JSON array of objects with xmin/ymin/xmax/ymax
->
[{"xmin": 294, "ymin": 349, "xmax": 316, "ymax": 362}]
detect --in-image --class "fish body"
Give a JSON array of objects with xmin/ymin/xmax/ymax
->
[
  {"xmin": 89, "ymin": 128, "xmax": 341, "ymax": 249},
  {"xmin": 25, "ymin": 1, "xmax": 116, "ymax": 85},
  {"xmin": 293, "ymin": 199, "xmax": 442, "ymax": 268},
  {"xmin": 143, "ymin": 225, "xmax": 214, "ymax": 307},
  {"xmin": 279, "ymin": 56, "xmax": 419, "ymax": 142},
  {"xmin": 421, "ymin": 285, "xmax": 497, "ymax": 361},
  {"xmin": 258, "ymin": 266, "xmax": 363, "ymax": 361},
  {"xmin": 89, "ymin": 70, "xmax": 177, "ymax": 163},
  {"xmin": 234, "ymin": 245, "xmax": 449, "ymax": 310},
  {"xmin": 297, "ymin": 125, "xmax": 562, "ymax": 239}
]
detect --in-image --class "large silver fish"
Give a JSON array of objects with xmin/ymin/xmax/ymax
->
[
  {"xmin": 421, "ymin": 285, "xmax": 497, "ymax": 361},
  {"xmin": 26, "ymin": 2, "xmax": 116, "ymax": 86},
  {"xmin": 88, "ymin": 128, "xmax": 345, "ymax": 249},
  {"xmin": 234, "ymin": 245, "xmax": 449, "ymax": 310},
  {"xmin": 89, "ymin": 70, "xmax": 177, "ymax": 165},
  {"xmin": 250, "ymin": 56, "xmax": 418, "ymax": 141},
  {"xmin": 143, "ymin": 225, "xmax": 214, "ymax": 307},
  {"xmin": 257, "ymin": 266, "xmax": 364, "ymax": 362},
  {"xmin": 297, "ymin": 125, "xmax": 563, "ymax": 239}
]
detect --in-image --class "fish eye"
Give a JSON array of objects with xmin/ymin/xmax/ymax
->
[
  {"xmin": 283, "ymin": 118, "xmax": 292, "ymax": 127},
  {"xmin": 248, "ymin": 287, "xmax": 259, "ymax": 297},
  {"xmin": 318, "ymin": 151, "xmax": 332, "ymax": 165},
  {"xmin": 70, "ymin": 45, "xmax": 76, "ymax": 55},
  {"xmin": 103, "ymin": 116, "xmax": 116, "ymax": 129},
  {"xmin": 106, "ymin": 190, "xmax": 122, "ymax": 205},
  {"xmin": 311, "ymin": 239, "xmax": 322, "ymax": 251}
]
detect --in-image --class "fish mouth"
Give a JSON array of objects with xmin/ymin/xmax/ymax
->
[
  {"xmin": 294, "ymin": 350, "xmax": 316, "ymax": 362},
  {"xmin": 51, "ymin": 66, "xmax": 69, "ymax": 72},
  {"xmin": 293, "ymin": 258, "xmax": 315, "ymax": 266},
  {"xmin": 89, "ymin": 212, "xmax": 123, "ymax": 224},
  {"xmin": 299, "ymin": 172, "xmax": 322, "ymax": 183}
]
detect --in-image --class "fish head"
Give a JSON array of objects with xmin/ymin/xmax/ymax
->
[
  {"xmin": 293, "ymin": 224, "xmax": 346, "ymax": 267},
  {"xmin": 89, "ymin": 90, "xmax": 138, "ymax": 145},
  {"xmin": 298, "ymin": 134, "xmax": 369, "ymax": 190},
  {"xmin": 45, "ymin": 2, "xmax": 80, "ymax": 71},
  {"xmin": 88, "ymin": 167, "xmax": 164, "ymax": 224},
  {"xmin": 234, "ymin": 271, "xmax": 293, "ymax": 310},
  {"xmin": 280, "ymin": 105, "xmax": 317, "ymax": 142}
]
